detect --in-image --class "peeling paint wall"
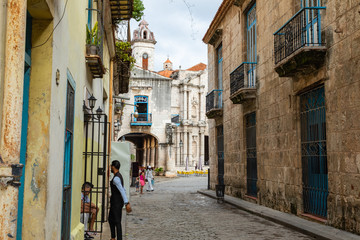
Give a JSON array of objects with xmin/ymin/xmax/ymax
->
[
  {"xmin": 0, "ymin": 0, "xmax": 7, "ymax": 137},
  {"xmin": 22, "ymin": 18, "xmax": 53, "ymax": 240}
]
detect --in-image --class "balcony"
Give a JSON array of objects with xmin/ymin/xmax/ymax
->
[
  {"xmin": 206, "ymin": 90, "xmax": 223, "ymax": 119},
  {"xmin": 109, "ymin": 0, "xmax": 133, "ymax": 22},
  {"xmin": 86, "ymin": 20, "xmax": 105, "ymax": 78},
  {"xmin": 230, "ymin": 62, "xmax": 257, "ymax": 104},
  {"xmin": 130, "ymin": 113, "xmax": 152, "ymax": 126},
  {"xmin": 274, "ymin": 7, "xmax": 326, "ymax": 77}
]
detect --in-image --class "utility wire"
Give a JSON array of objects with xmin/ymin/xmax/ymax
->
[{"xmin": 32, "ymin": 0, "xmax": 70, "ymax": 49}]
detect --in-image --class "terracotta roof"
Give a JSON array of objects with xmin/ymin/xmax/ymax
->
[
  {"xmin": 158, "ymin": 69, "xmax": 174, "ymax": 78},
  {"xmin": 187, "ymin": 63, "xmax": 207, "ymax": 71},
  {"xmin": 164, "ymin": 58, "xmax": 172, "ymax": 63}
]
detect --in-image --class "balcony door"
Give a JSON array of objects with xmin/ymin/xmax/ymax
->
[
  {"xmin": 135, "ymin": 95, "xmax": 148, "ymax": 122},
  {"xmin": 247, "ymin": 4, "xmax": 256, "ymax": 87}
]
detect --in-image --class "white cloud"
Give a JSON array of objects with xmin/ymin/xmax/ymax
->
[{"xmin": 130, "ymin": 0, "xmax": 222, "ymax": 71}]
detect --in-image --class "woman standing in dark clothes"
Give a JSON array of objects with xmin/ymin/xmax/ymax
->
[{"xmin": 108, "ymin": 160, "xmax": 132, "ymax": 240}]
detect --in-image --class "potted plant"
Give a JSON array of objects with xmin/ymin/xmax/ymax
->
[
  {"xmin": 86, "ymin": 22, "xmax": 101, "ymax": 55},
  {"xmin": 154, "ymin": 167, "xmax": 164, "ymax": 176}
]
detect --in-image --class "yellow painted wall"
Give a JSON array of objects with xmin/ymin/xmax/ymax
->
[
  {"xmin": 70, "ymin": 117, "xmax": 85, "ymax": 240},
  {"xmin": 22, "ymin": 19, "xmax": 53, "ymax": 239}
]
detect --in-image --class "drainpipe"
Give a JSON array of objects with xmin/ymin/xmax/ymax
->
[
  {"xmin": 108, "ymin": 59, "xmax": 114, "ymax": 184},
  {"xmin": 0, "ymin": 0, "xmax": 27, "ymax": 239}
]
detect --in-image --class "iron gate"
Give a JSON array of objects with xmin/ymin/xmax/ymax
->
[
  {"xmin": 300, "ymin": 86, "xmax": 328, "ymax": 218},
  {"xmin": 83, "ymin": 113, "xmax": 110, "ymax": 233},
  {"xmin": 217, "ymin": 125, "xmax": 224, "ymax": 185},
  {"xmin": 246, "ymin": 112, "xmax": 257, "ymax": 197}
]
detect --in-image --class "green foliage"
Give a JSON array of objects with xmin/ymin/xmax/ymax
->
[
  {"xmin": 86, "ymin": 22, "xmax": 100, "ymax": 46},
  {"xmin": 115, "ymin": 41, "xmax": 136, "ymax": 69},
  {"xmin": 154, "ymin": 167, "xmax": 164, "ymax": 173},
  {"xmin": 133, "ymin": 0, "xmax": 145, "ymax": 22}
]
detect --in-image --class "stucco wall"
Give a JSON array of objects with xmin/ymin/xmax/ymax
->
[
  {"xmin": 132, "ymin": 41, "xmax": 156, "ymax": 71},
  {"xmin": 0, "ymin": 0, "xmax": 6, "ymax": 137}
]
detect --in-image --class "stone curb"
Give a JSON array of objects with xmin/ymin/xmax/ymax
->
[{"xmin": 198, "ymin": 190, "xmax": 360, "ymax": 240}]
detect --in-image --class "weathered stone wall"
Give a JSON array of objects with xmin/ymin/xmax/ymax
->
[{"xmin": 206, "ymin": 0, "xmax": 360, "ymax": 234}]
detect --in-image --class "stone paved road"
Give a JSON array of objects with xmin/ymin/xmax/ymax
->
[{"xmin": 124, "ymin": 176, "xmax": 314, "ymax": 240}]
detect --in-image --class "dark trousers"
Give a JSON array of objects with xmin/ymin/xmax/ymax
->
[{"xmin": 109, "ymin": 221, "xmax": 122, "ymax": 240}]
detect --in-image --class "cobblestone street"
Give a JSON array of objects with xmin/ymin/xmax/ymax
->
[{"xmin": 123, "ymin": 176, "xmax": 313, "ymax": 240}]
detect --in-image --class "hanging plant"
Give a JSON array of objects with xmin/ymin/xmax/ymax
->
[{"xmin": 115, "ymin": 41, "xmax": 136, "ymax": 69}]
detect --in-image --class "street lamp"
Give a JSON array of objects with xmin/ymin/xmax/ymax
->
[
  {"xmin": 88, "ymin": 94, "xmax": 97, "ymax": 111},
  {"xmin": 179, "ymin": 140, "xmax": 183, "ymax": 166},
  {"xmin": 96, "ymin": 106, "xmax": 103, "ymax": 119}
]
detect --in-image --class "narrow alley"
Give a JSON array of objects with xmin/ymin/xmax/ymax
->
[{"xmin": 122, "ymin": 177, "xmax": 312, "ymax": 240}]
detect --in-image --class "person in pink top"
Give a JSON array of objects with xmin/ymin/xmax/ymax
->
[{"xmin": 139, "ymin": 170, "xmax": 145, "ymax": 194}]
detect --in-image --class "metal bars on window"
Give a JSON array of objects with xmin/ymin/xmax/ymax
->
[
  {"xmin": 246, "ymin": 112, "xmax": 257, "ymax": 197},
  {"xmin": 300, "ymin": 86, "xmax": 328, "ymax": 218},
  {"xmin": 217, "ymin": 125, "xmax": 224, "ymax": 186}
]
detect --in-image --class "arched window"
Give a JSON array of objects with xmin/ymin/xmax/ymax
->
[
  {"xmin": 142, "ymin": 53, "xmax": 149, "ymax": 70},
  {"xmin": 143, "ymin": 31, "xmax": 147, "ymax": 39}
]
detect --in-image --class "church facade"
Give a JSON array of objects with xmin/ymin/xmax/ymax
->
[{"xmin": 115, "ymin": 20, "xmax": 209, "ymax": 174}]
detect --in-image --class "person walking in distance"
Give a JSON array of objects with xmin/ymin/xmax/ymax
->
[
  {"xmin": 139, "ymin": 170, "xmax": 145, "ymax": 194},
  {"xmin": 108, "ymin": 160, "xmax": 132, "ymax": 240},
  {"xmin": 145, "ymin": 166, "xmax": 154, "ymax": 192}
]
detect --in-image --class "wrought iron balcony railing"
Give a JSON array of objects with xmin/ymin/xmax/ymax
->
[
  {"xmin": 229, "ymin": 62, "xmax": 257, "ymax": 104},
  {"xmin": 130, "ymin": 113, "xmax": 152, "ymax": 126},
  {"xmin": 230, "ymin": 62, "xmax": 256, "ymax": 95},
  {"xmin": 206, "ymin": 90, "xmax": 223, "ymax": 118},
  {"xmin": 274, "ymin": 7, "xmax": 326, "ymax": 65}
]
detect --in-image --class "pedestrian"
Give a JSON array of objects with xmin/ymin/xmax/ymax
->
[
  {"xmin": 139, "ymin": 170, "xmax": 145, "ymax": 194},
  {"xmin": 195, "ymin": 163, "xmax": 198, "ymax": 171},
  {"xmin": 108, "ymin": 160, "xmax": 132, "ymax": 240},
  {"xmin": 145, "ymin": 166, "xmax": 154, "ymax": 192},
  {"xmin": 135, "ymin": 177, "xmax": 140, "ymax": 192}
]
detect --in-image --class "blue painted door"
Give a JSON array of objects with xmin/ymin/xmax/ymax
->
[
  {"xmin": 61, "ymin": 82, "xmax": 75, "ymax": 239},
  {"xmin": 217, "ymin": 44, "xmax": 223, "ymax": 90},
  {"xmin": 246, "ymin": 112, "xmax": 257, "ymax": 197},
  {"xmin": 17, "ymin": 13, "xmax": 32, "ymax": 240},
  {"xmin": 300, "ymin": 86, "xmax": 328, "ymax": 218},
  {"xmin": 247, "ymin": 4, "xmax": 256, "ymax": 87},
  {"xmin": 301, "ymin": 0, "xmax": 322, "ymax": 47}
]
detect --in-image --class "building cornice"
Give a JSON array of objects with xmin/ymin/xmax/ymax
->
[{"xmin": 203, "ymin": 0, "xmax": 234, "ymax": 45}]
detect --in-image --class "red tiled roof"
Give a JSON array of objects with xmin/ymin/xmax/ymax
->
[
  {"xmin": 187, "ymin": 63, "xmax": 207, "ymax": 71},
  {"xmin": 164, "ymin": 58, "xmax": 172, "ymax": 63},
  {"xmin": 158, "ymin": 69, "xmax": 174, "ymax": 78}
]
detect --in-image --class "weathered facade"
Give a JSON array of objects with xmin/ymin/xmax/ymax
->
[
  {"xmin": 116, "ymin": 21, "xmax": 209, "ymax": 174},
  {"xmin": 204, "ymin": 0, "xmax": 360, "ymax": 235},
  {"xmin": 0, "ymin": 0, "xmax": 130, "ymax": 239}
]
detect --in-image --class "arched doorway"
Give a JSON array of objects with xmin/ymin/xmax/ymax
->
[{"xmin": 119, "ymin": 132, "xmax": 159, "ymax": 168}]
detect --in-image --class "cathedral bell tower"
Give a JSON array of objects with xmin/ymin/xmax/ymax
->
[{"xmin": 131, "ymin": 20, "xmax": 157, "ymax": 71}]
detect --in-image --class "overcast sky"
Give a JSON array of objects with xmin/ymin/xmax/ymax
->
[{"xmin": 130, "ymin": 0, "xmax": 222, "ymax": 72}]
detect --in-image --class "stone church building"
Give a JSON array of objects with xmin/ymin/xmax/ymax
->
[
  {"xmin": 204, "ymin": 0, "xmax": 360, "ymax": 235},
  {"xmin": 115, "ymin": 20, "xmax": 209, "ymax": 174}
]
